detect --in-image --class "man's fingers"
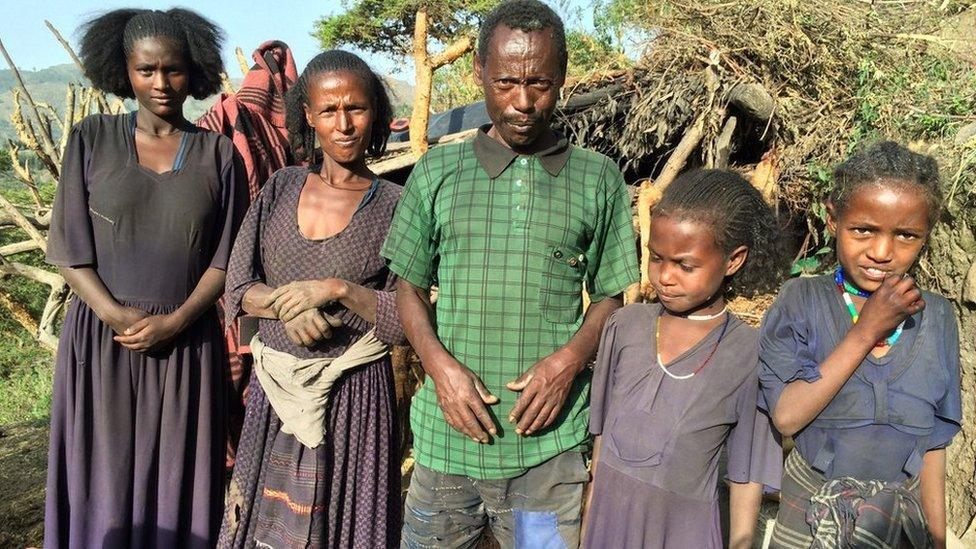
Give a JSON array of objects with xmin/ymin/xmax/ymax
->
[
  {"xmin": 526, "ymin": 401, "xmax": 557, "ymax": 435},
  {"xmin": 505, "ymin": 372, "xmax": 533, "ymax": 392},
  {"xmin": 516, "ymin": 392, "xmax": 546, "ymax": 435},
  {"xmin": 543, "ymin": 404, "xmax": 561, "ymax": 429},
  {"xmin": 458, "ymin": 404, "xmax": 489, "ymax": 443},
  {"xmin": 474, "ymin": 378, "xmax": 499, "ymax": 405},
  {"xmin": 468, "ymin": 397, "xmax": 497, "ymax": 437},
  {"xmin": 508, "ymin": 388, "xmax": 531, "ymax": 423}
]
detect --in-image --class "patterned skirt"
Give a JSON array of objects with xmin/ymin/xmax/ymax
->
[
  {"xmin": 770, "ymin": 450, "xmax": 930, "ymax": 549},
  {"xmin": 218, "ymin": 357, "xmax": 400, "ymax": 548}
]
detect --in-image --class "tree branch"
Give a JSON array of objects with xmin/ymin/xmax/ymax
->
[
  {"xmin": 0, "ymin": 240, "xmax": 41, "ymax": 256},
  {"xmin": 429, "ymin": 35, "xmax": 473, "ymax": 70},
  {"xmin": 0, "ymin": 194, "xmax": 48, "ymax": 253},
  {"xmin": 0, "ymin": 262, "xmax": 62, "ymax": 288},
  {"xmin": 0, "ymin": 38, "xmax": 59, "ymax": 163}
]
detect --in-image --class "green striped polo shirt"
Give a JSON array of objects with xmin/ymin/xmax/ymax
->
[{"xmin": 381, "ymin": 127, "xmax": 638, "ymax": 479}]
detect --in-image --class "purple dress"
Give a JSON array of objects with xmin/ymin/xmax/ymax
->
[
  {"xmin": 584, "ymin": 303, "xmax": 782, "ymax": 549},
  {"xmin": 218, "ymin": 166, "xmax": 406, "ymax": 548},
  {"xmin": 43, "ymin": 113, "xmax": 244, "ymax": 548}
]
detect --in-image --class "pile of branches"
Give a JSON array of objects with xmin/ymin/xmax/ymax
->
[{"xmin": 555, "ymin": 0, "xmax": 976, "ymax": 247}]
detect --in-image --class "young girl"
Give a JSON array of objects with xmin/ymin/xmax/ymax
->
[
  {"xmin": 583, "ymin": 169, "xmax": 785, "ymax": 549},
  {"xmin": 760, "ymin": 141, "xmax": 961, "ymax": 548},
  {"xmin": 44, "ymin": 9, "xmax": 241, "ymax": 548}
]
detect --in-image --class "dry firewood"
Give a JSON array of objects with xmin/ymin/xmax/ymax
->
[{"xmin": 0, "ymin": 194, "xmax": 47, "ymax": 252}]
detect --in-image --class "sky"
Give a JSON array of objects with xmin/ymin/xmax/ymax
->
[{"xmin": 0, "ymin": 0, "xmax": 595, "ymax": 81}]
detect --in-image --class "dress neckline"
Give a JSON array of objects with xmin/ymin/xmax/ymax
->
[{"xmin": 124, "ymin": 112, "xmax": 195, "ymax": 179}]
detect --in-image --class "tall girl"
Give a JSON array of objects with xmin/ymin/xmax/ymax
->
[
  {"xmin": 583, "ymin": 169, "xmax": 785, "ymax": 549},
  {"xmin": 760, "ymin": 141, "xmax": 961, "ymax": 548},
  {"xmin": 44, "ymin": 9, "xmax": 242, "ymax": 548}
]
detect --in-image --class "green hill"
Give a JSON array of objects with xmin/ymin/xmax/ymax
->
[{"xmin": 0, "ymin": 63, "xmax": 414, "ymax": 143}]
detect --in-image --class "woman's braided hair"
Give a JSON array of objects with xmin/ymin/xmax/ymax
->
[{"xmin": 285, "ymin": 50, "xmax": 393, "ymax": 167}]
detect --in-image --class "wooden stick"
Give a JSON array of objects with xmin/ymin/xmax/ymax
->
[
  {"xmin": 410, "ymin": 6, "xmax": 433, "ymax": 158},
  {"xmin": 0, "ymin": 261, "xmax": 62, "ymax": 287},
  {"xmin": 236, "ymin": 47, "xmax": 250, "ymax": 76},
  {"xmin": 429, "ymin": 35, "xmax": 473, "ymax": 70},
  {"xmin": 0, "ymin": 287, "xmax": 40, "ymax": 337},
  {"xmin": 368, "ymin": 128, "xmax": 479, "ymax": 174},
  {"xmin": 0, "ymin": 38, "xmax": 59, "ymax": 161},
  {"xmin": 0, "ymin": 194, "xmax": 47, "ymax": 253},
  {"xmin": 0, "ymin": 240, "xmax": 41, "ymax": 256},
  {"xmin": 45, "ymin": 20, "xmax": 110, "ymax": 112},
  {"xmin": 220, "ymin": 72, "xmax": 235, "ymax": 95},
  {"xmin": 636, "ymin": 181, "xmax": 663, "ymax": 300},
  {"xmin": 714, "ymin": 115, "xmax": 737, "ymax": 169}
]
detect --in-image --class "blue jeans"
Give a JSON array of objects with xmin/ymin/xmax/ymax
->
[{"xmin": 401, "ymin": 451, "xmax": 589, "ymax": 549}]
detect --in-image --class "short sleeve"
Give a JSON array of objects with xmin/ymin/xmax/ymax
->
[
  {"xmin": 46, "ymin": 122, "xmax": 95, "ymax": 267},
  {"xmin": 758, "ymin": 281, "xmax": 823, "ymax": 413},
  {"xmin": 223, "ymin": 171, "xmax": 279, "ymax": 327},
  {"xmin": 208, "ymin": 144, "xmax": 247, "ymax": 270},
  {"xmin": 726, "ymin": 374, "xmax": 783, "ymax": 491},
  {"xmin": 585, "ymin": 162, "xmax": 639, "ymax": 302},
  {"xmin": 589, "ymin": 311, "xmax": 621, "ymax": 435},
  {"xmin": 380, "ymin": 155, "xmax": 437, "ymax": 289},
  {"xmin": 929, "ymin": 301, "xmax": 962, "ymax": 450},
  {"xmin": 373, "ymin": 270, "xmax": 408, "ymax": 346}
]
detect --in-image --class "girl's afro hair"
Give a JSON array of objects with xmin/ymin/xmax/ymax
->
[{"xmin": 78, "ymin": 8, "xmax": 225, "ymax": 100}]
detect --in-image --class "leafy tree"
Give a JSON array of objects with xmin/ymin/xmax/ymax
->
[{"xmin": 315, "ymin": 0, "xmax": 501, "ymax": 156}]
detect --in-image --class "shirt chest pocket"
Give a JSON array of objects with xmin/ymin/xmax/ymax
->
[
  {"xmin": 539, "ymin": 244, "xmax": 587, "ymax": 324},
  {"xmin": 607, "ymin": 410, "xmax": 672, "ymax": 467}
]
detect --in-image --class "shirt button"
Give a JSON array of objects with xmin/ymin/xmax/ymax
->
[
  {"xmin": 516, "ymin": 204, "xmax": 523, "ymax": 211},
  {"xmin": 569, "ymin": 257, "xmax": 579, "ymax": 267},
  {"xmin": 519, "ymin": 158, "xmax": 528, "ymax": 166},
  {"xmin": 515, "ymin": 179, "xmax": 523, "ymax": 187},
  {"xmin": 553, "ymin": 250, "xmax": 563, "ymax": 259}
]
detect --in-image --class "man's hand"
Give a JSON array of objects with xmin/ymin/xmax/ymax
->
[
  {"xmin": 506, "ymin": 350, "xmax": 582, "ymax": 436},
  {"xmin": 283, "ymin": 308, "xmax": 342, "ymax": 347},
  {"xmin": 429, "ymin": 358, "xmax": 499, "ymax": 444}
]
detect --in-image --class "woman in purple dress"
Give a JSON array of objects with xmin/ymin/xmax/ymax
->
[
  {"xmin": 583, "ymin": 170, "xmax": 785, "ymax": 549},
  {"xmin": 218, "ymin": 50, "xmax": 407, "ymax": 548},
  {"xmin": 44, "ymin": 9, "xmax": 242, "ymax": 548}
]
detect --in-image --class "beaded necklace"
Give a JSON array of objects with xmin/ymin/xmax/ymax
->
[
  {"xmin": 655, "ymin": 312, "xmax": 730, "ymax": 380},
  {"xmin": 833, "ymin": 267, "xmax": 905, "ymax": 347}
]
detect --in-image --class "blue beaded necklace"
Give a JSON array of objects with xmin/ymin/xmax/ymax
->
[{"xmin": 834, "ymin": 267, "xmax": 904, "ymax": 347}]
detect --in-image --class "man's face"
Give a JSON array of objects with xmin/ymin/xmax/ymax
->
[{"xmin": 474, "ymin": 25, "xmax": 564, "ymax": 152}]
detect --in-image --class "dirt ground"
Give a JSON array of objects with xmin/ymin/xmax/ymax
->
[{"xmin": 2, "ymin": 421, "xmax": 778, "ymax": 549}]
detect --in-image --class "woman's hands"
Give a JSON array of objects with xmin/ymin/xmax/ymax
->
[
  {"xmin": 283, "ymin": 309, "xmax": 343, "ymax": 347},
  {"xmin": 269, "ymin": 279, "xmax": 348, "ymax": 322},
  {"xmin": 114, "ymin": 313, "xmax": 185, "ymax": 351}
]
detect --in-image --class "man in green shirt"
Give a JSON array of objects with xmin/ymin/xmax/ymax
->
[{"xmin": 382, "ymin": 1, "xmax": 638, "ymax": 546}]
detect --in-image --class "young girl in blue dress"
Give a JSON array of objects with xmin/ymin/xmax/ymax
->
[
  {"xmin": 583, "ymin": 169, "xmax": 785, "ymax": 549},
  {"xmin": 760, "ymin": 141, "xmax": 962, "ymax": 548}
]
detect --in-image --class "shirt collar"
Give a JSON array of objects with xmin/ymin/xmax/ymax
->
[{"xmin": 472, "ymin": 124, "xmax": 571, "ymax": 179}]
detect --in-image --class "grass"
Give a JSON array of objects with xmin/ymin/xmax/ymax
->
[{"xmin": 0, "ymin": 174, "xmax": 57, "ymax": 424}]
